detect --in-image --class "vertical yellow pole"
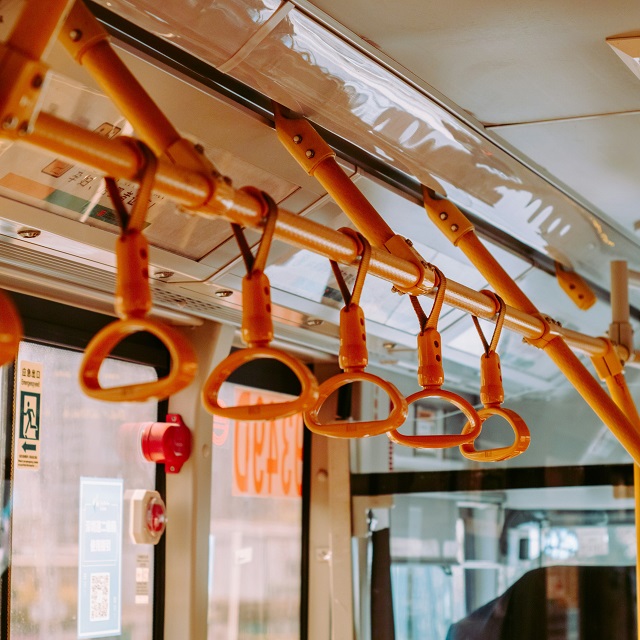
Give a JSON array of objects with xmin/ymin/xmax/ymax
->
[
  {"xmin": 605, "ymin": 261, "xmax": 640, "ymax": 636},
  {"xmin": 602, "ymin": 373, "xmax": 640, "ymax": 637},
  {"xmin": 610, "ymin": 261, "xmax": 634, "ymax": 359}
]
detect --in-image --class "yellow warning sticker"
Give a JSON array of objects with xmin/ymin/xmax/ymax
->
[{"xmin": 17, "ymin": 361, "xmax": 42, "ymax": 470}]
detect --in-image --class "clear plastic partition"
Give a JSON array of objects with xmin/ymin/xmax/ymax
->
[
  {"xmin": 0, "ymin": 74, "xmax": 297, "ymax": 262},
  {"xmin": 94, "ymin": 0, "xmax": 282, "ymax": 68},
  {"xmin": 9, "ymin": 342, "xmax": 159, "ymax": 640},
  {"xmin": 208, "ymin": 382, "xmax": 303, "ymax": 640},
  {"xmin": 94, "ymin": 0, "xmax": 640, "ymax": 292}
]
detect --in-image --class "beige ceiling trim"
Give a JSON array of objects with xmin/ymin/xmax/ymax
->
[
  {"xmin": 217, "ymin": 1, "xmax": 295, "ymax": 74},
  {"xmin": 487, "ymin": 108, "xmax": 640, "ymax": 129}
]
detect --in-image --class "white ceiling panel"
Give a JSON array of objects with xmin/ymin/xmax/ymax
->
[
  {"xmin": 303, "ymin": 0, "xmax": 640, "ymax": 124},
  {"xmin": 491, "ymin": 113, "xmax": 640, "ymax": 235}
]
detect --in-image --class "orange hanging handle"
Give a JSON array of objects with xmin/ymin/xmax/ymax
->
[
  {"xmin": 202, "ymin": 188, "xmax": 319, "ymax": 420},
  {"xmin": 0, "ymin": 289, "xmax": 22, "ymax": 366},
  {"xmin": 80, "ymin": 141, "xmax": 198, "ymax": 401},
  {"xmin": 388, "ymin": 267, "xmax": 482, "ymax": 448},
  {"xmin": 304, "ymin": 229, "xmax": 408, "ymax": 438},
  {"xmin": 459, "ymin": 292, "xmax": 531, "ymax": 461}
]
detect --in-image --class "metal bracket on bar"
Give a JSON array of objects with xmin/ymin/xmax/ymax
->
[
  {"xmin": 274, "ymin": 105, "xmax": 336, "ymax": 174},
  {"xmin": 610, "ymin": 260, "xmax": 635, "ymax": 361},
  {"xmin": 0, "ymin": 44, "xmax": 49, "ymax": 137},
  {"xmin": 383, "ymin": 235, "xmax": 428, "ymax": 295},
  {"xmin": 523, "ymin": 313, "xmax": 559, "ymax": 349},
  {"xmin": 591, "ymin": 338, "xmax": 624, "ymax": 381},
  {"xmin": 422, "ymin": 186, "xmax": 474, "ymax": 246}
]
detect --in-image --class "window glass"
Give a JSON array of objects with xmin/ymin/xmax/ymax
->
[
  {"xmin": 208, "ymin": 383, "xmax": 303, "ymax": 640},
  {"xmin": 388, "ymin": 483, "xmax": 636, "ymax": 639},
  {"xmin": 357, "ymin": 369, "xmax": 638, "ymax": 476},
  {"xmin": 10, "ymin": 342, "xmax": 159, "ymax": 640}
]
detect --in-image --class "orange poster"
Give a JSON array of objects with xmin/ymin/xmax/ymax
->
[{"xmin": 230, "ymin": 388, "xmax": 304, "ymax": 498}]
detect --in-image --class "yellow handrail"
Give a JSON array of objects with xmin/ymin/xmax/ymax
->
[
  {"xmin": 388, "ymin": 267, "xmax": 482, "ymax": 449},
  {"xmin": 1, "ymin": 0, "xmax": 639, "ymax": 463},
  {"xmin": 79, "ymin": 142, "xmax": 198, "ymax": 401},
  {"xmin": 9, "ymin": 106, "xmax": 640, "ymax": 457},
  {"xmin": 459, "ymin": 292, "xmax": 531, "ymax": 462},
  {"xmin": 304, "ymin": 229, "xmax": 408, "ymax": 438},
  {"xmin": 201, "ymin": 189, "xmax": 320, "ymax": 420}
]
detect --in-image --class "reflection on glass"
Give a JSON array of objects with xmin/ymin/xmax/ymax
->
[
  {"xmin": 208, "ymin": 383, "xmax": 302, "ymax": 640},
  {"xmin": 388, "ymin": 378, "xmax": 632, "ymax": 474},
  {"xmin": 10, "ymin": 342, "xmax": 158, "ymax": 640},
  {"xmin": 387, "ymin": 484, "xmax": 636, "ymax": 639}
]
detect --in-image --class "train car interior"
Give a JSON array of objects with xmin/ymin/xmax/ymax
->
[{"xmin": 0, "ymin": 1, "xmax": 640, "ymax": 638}]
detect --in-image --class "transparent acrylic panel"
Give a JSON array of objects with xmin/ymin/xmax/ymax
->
[
  {"xmin": 10, "ymin": 342, "xmax": 158, "ymax": 640},
  {"xmin": 93, "ymin": 0, "xmax": 282, "ymax": 68},
  {"xmin": 208, "ymin": 383, "xmax": 303, "ymax": 640},
  {"xmin": 233, "ymin": 8, "xmax": 640, "ymax": 291},
  {"xmin": 387, "ymin": 482, "xmax": 636, "ymax": 640},
  {"xmin": 81, "ymin": 0, "xmax": 640, "ymax": 295},
  {"xmin": 0, "ymin": 73, "xmax": 298, "ymax": 261}
]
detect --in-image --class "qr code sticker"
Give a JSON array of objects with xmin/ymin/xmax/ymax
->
[{"xmin": 90, "ymin": 572, "xmax": 110, "ymax": 622}]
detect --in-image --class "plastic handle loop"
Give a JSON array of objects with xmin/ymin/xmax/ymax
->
[
  {"xmin": 388, "ymin": 267, "xmax": 482, "ymax": 448},
  {"xmin": 80, "ymin": 141, "xmax": 198, "ymax": 401},
  {"xmin": 304, "ymin": 229, "xmax": 409, "ymax": 438},
  {"xmin": 202, "ymin": 347, "xmax": 319, "ymax": 420},
  {"xmin": 459, "ymin": 407, "xmax": 531, "ymax": 461},
  {"xmin": 202, "ymin": 188, "xmax": 320, "ymax": 420},
  {"xmin": 304, "ymin": 374, "xmax": 409, "ymax": 438},
  {"xmin": 81, "ymin": 318, "xmax": 198, "ymax": 402},
  {"xmin": 459, "ymin": 292, "xmax": 531, "ymax": 461},
  {"xmin": 0, "ymin": 290, "xmax": 22, "ymax": 366},
  {"xmin": 388, "ymin": 387, "xmax": 482, "ymax": 448},
  {"xmin": 304, "ymin": 371, "xmax": 408, "ymax": 438}
]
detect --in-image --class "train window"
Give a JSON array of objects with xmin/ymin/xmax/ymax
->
[
  {"xmin": 353, "ymin": 465, "xmax": 635, "ymax": 639},
  {"xmin": 352, "ymin": 371, "xmax": 634, "ymax": 477},
  {"xmin": 8, "ymin": 341, "xmax": 159, "ymax": 640},
  {"xmin": 209, "ymin": 382, "xmax": 304, "ymax": 639}
]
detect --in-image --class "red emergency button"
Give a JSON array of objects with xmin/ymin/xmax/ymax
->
[
  {"xmin": 146, "ymin": 497, "xmax": 166, "ymax": 536},
  {"xmin": 129, "ymin": 490, "xmax": 166, "ymax": 545},
  {"xmin": 140, "ymin": 413, "xmax": 192, "ymax": 473}
]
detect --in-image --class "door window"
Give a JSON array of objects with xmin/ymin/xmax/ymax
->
[{"xmin": 9, "ymin": 342, "xmax": 159, "ymax": 639}]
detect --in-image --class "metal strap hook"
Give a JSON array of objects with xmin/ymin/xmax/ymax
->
[
  {"xmin": 388, "ymin": 266, "xmax": 482, "ymax": 449},
  {"xmin": 304, "ymin": 228, "xmax": 408, "ymax": 438},
  {"xmin": 202, "ymin": 187, "xmax": 320, "ymax": 421},
  {"xmin": 460, "ymin": 291, "xmax": 531, "ymax": 461},
  {"xmin": 470, "ymin": 290, "xmax": 507, "ymax": 358}
]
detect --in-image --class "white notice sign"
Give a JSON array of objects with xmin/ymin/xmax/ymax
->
[{"xmin": 17, "ymin": 361, "xmax": 42, "ymax": 469}]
